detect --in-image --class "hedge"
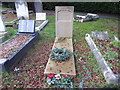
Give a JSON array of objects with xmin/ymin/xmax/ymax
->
[
  {"xmin": 2, "ymin": 2, "xmax": 119, "ymax": 14},
  {"xmin": 43, "ymin": 2, "xmax": 119, "ymax": 14}
]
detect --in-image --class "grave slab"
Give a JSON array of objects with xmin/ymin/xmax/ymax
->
[{"xmin": 44, "ymin": 37, "xmax": 76, "ymax": 75}]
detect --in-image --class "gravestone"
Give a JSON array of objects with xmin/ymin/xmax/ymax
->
[
  {"xmin": 15, "ymin": 0, "xmax": 29, "ymax": 19},
  {"xmin": 56, "ymin": 6, "xmax": 74, "ymax": 37},
  {"xmin": 92, "ymin": 31, "xmax": 109, "ymax": 40},
  {"xmin": 34, "ymin": 0, "xmax": 42, "ymax": 13},
  {"xmin": 18, "ymin": 20, "xmax": 35, "ymax": 33},
  {"xmin": 0, "ymin": 2, "xmax": 5, "ymax": 32},
  {"xmin": 36, "ymin": 13, "xmax": 46, "ymax": 20}
]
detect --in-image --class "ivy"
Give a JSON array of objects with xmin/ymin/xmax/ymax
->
[{"xmin": 50, "ymin": 48, "xmax": 72, "ymax": 62}]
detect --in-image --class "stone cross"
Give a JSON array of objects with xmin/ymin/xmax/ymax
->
[
  {"xmin": 15, "ymin": 0, "xmax": 29, "ymax": 19},
  {"xmin": 0, "ymin": 2, "xmax": 5, "ymax": 32},
  {"xmin": 56, "ymin": 6, "xmax": 74, "ymax": 37}
]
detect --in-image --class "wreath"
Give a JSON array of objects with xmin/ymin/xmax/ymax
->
[{"xmin": 50, "ymin": 48, "xmax": 72, "ymax": 62}]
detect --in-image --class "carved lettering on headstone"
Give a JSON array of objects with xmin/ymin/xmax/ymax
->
[
  {"xmin": 56, "ymin": 6, "xmax": 74, "ymax": 37},
  {"xmin": 18, "ymin": 20, "xmax": 35, "ymax": 33},
  {"xmin": 15, "ymin": 0, "xmax": 29, "ymax": 19}
]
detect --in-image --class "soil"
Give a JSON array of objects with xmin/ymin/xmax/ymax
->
[{"xmin": 1, "ymin": 35, "xmax": 32, "ymax": 59}]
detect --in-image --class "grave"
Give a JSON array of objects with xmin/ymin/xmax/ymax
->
[
  {"xmin": 0, "ymin": 19, "xmax": 39, "ymax": 72},
  {"xmin": 44, "ymin": 6, "xmax": 76, "ymax": 76},
  {"xmin": 85, "ymin": 34, "xmax": 118, "ymax": 84},
  {"xmin": 15, "ymin": 0, "xmax": 29, "ymax": 19}
]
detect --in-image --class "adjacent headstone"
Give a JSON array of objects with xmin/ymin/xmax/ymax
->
[
  {"xmin": 34, "ymin": 0, "xmax": 43, "ymax": 13},
  {"xmin": 15, "ymin": 0, "xmax": 29, "ymax": 19},
  {"xmin": 0, "ymin": 2, "xmax": 5, "ymax": 32},
  {"xmin": 36, "ymin": 13, "xmax": 46, "ymax": 20},
  {"xmin": 56, "ymin": 6, "xmax": 74, "ymax": 37},
  {"xmin": 92, "ymin": 31, "xmax": 109, "ymax": 40},
  {"xmin": 18, "ymin": 20, "xmax": 35, "ymax": 33}
]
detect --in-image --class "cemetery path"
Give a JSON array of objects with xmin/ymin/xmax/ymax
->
[{"xmin": 44, "ymin": 10, "xmax": 118, "ymax": 20}]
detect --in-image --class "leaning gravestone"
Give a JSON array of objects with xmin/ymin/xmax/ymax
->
[
  {"xmin": 18, "ymin": 20, "xmax": 35, "ymax": 34},
  {"xmin": 15, "ymin": 0, "xmax": 29, "ymax": 19},
  {"xmin": 44, "ymin": 6, "xmax": 76, "ymax": 76},
  {"xmin": 92, "ymin": 31, "xmax": 109, "ymax": 40}
]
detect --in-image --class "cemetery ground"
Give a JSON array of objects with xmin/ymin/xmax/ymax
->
[{"xmin": 1, "ymin": 14, "xmax": 119, "ymax": 88}]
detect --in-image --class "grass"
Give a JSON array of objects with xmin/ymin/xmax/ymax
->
[
  {"xmin": 1, "ymin": 15, "xmax": 119, "ymax": 88},
  {"xmin": 2, "ymin": 27, "xmax": 17, "ymax": 43}
]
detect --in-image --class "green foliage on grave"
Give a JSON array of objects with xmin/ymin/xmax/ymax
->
[
  {"xmin": 50, "ymin": 48, "xmax": 72, "ymax": 62},
  {"xmin": 110, "ymin": 40, "xmax": 120, "ymax": 49}
]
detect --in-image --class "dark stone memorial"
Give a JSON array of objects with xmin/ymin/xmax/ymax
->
[{"xmin": 92, "ymin": 31, "xmax": 109, "ymax": 40}]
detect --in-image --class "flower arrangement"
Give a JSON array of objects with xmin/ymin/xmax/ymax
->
[
  {"xmin": 50, "ymin": 48, "xmax": 72, "ymax": 62},
  {"xmin": 46, "ymin": 73, "xmax": 71, "ymax": 86}
]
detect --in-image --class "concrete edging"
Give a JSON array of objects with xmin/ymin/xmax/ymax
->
[
  {"xmin": 85, "ymin": 33, "xmax": 118, "ymax": 84},
  {"xmin": 35, "ymin": 20, "xmax": 49, "ymax": 31}
]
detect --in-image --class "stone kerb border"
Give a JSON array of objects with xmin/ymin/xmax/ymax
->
[
  {"xmin": 35, "ymin": 20, "xmax": 49, "ymax": 31},
  {"xmin": 85, "ymin": 33, "xmax": 118, "ymax": 84}
]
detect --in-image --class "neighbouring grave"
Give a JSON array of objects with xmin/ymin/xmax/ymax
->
[
  {"xmin": 0, "ymin": 20, "xmax": 40, "ymax": 72},
  {"xmin": 92, "ymin": 31, "xmax": 109, "ymax": 40},
  {"xmin": 15, "ymin": 0, "xmax": 29, "ymax": 19},
  {"xmin": 44, "ymin": 6, "xmax": 76, "ymax": 76},
  {"xmin": 85, "ymin": 34, "xmax": 118, "ymax": 84}
]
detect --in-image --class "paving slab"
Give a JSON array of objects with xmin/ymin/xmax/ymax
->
[{"xmin": 44, "ymin": 37, "xmax": 76, "ymax": 76}]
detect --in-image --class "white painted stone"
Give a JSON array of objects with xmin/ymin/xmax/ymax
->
[
  {"xmin": 15, "ymin": 0, "xmax": 29, "ymax": 19},
  {"xmin": 56, "ymin": 6, "xmax": 74, "ymax": 37},
  {"xmin": 36, "ymin": 13, "xmax": 46, "ymax": 20}
]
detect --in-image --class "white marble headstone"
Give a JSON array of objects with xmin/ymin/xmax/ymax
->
[
  {"xmin": 36, "ymin": 13, "xmax": 46, "ymax": 20},
  {"xmin": 15, "ymin": 0, "xmax": 29, "ymax": 19},
  {"xmin": 0, "ymin": 4, "xmax": 5, "ymax": 32},
  {"xmin": 56, "ymin": 6, "xmax": 74, "ymax": 37}
]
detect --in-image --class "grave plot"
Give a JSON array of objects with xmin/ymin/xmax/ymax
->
[
  {"xmin": 0, "ymin": 20, "xmax": 40, "ymax": 72},
  {"xmin": 44, "ymin": 6, "xmax": 76, "ymax": 76},
  {"xmin": 85, "ymin": 34, "xmax": 119, "ymax": 84}
]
